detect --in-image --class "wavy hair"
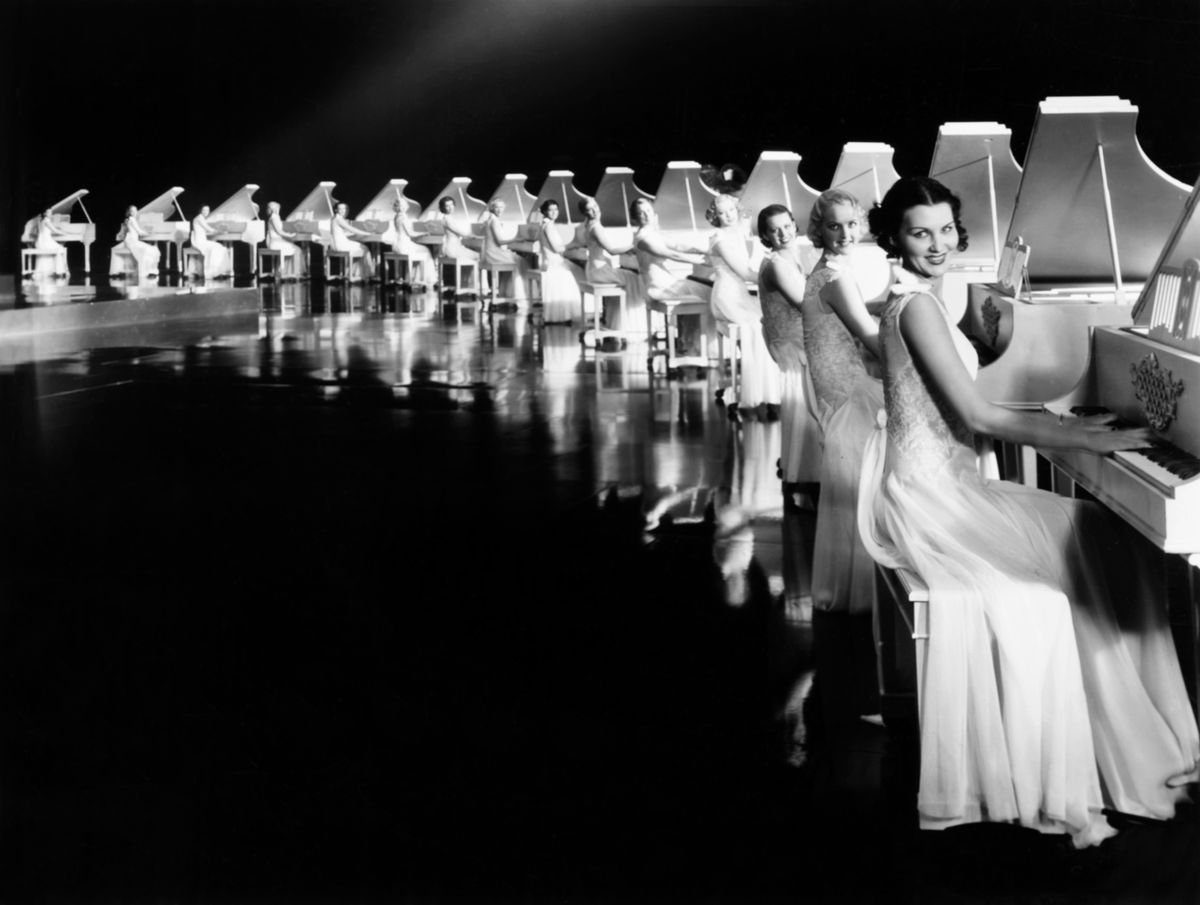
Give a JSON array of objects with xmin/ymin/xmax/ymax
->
[{"xmin": 867, "ymin": 176, "xmax": 969, "ymax": 256}]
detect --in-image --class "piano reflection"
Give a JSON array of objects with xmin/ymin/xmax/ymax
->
[
  {"xmin": 19, "ymin": 189, "xmax": 96, "ymax": 274},
  {"xmin": 1042, "ymin": 171, "xmax": 1200, "ymax": 556},
  {"xmin": 207, "ymin": 184, "xmax": 264, "ymax": 277},
  {"xmin": 929, "ymin": 122, "xmax": 1022, "ymax": 323},
  {"xmin": 963, "ymin": 97, "xmax": 1191, "ymax": 408},
  {"xmin": 135, "ymin": 186, "xmax": 189, "ymax": 273}
]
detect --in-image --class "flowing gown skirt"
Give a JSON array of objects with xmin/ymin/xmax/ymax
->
[{"xmin": 858, "ymin": 426, "xmax": 1200, "ymax": 846}]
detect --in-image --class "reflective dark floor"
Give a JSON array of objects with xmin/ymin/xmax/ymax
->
[{"xmin": 1, "ymin": 280, "xmax": 1196, "ymax": 904}]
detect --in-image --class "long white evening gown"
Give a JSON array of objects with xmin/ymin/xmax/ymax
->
[
  {"xmin": 858, "ymin": 275, "xmax": 1199, "ymax": 847},
  {"xmin": 33, "ymin": 216, "xmax": 68, "ymax": 277},
  {"xmin": 802, "ymin": 255, "xmax": 883, "ymax": 614},
  {"xmin": 758, "ymin": 250, "xmax": 821, "ymax": 485},
  {"xmin": 479, "ymin": 214, "xmax": 530, "ymax": 302},
  {"xmin": 708, "ymin": 228, "xmax": 782, "ymax": 409},
  {"xmin": 266, "ymin": 213, "xmax": 306, "ymax": 279},
  {"xmin": 189, "ymin": 213, "xmax": 232, "ymax": 280},
  {"xmin": 537, "ymin": 222, "xmax": 580, "ymax": 324},
  {"xmin": 110, "ymin": 215, "xmax": 160, "ymax": 279},
  {"xmin": 582, "ymin": 221, "xmax": 636, "ymax": 330},
  {"xmin": 330, "ymin": 213, "xmax": 374, "ymax": 282},
  {"xmin": 390, "ymin": 212, "xmax": 434, "ymax": 282}
]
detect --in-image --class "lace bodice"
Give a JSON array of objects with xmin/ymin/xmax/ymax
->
[
  {"xmin": 803, "ymin": 259, "xmax": 868, "ymax": 411},
  {"xmin": 879, "ymin": 287, "xmax": 979, "ymax": 479},
  {"xmin": 758, "ymin": 250, "xmax": 806, "ymax": 352}
]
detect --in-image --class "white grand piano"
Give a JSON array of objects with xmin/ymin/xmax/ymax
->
[
  {"xmin": 593, "ymin": 166, "xmax": 654, "ymax": 228},
  {"xmin": 20, "ymin": 189, "xmax": 97, "ymax": 274},
  {"xmin": 962, "ymin": 97, "xmax": 1191, "ymax": 408},
  {"xmin": 485, "ymin": 174, "xmax": 538, "ymax": 223},
  {"xmin": 738, "ymin": 150, "xmax": 820, "ymax": 240},
  {"xmin": 284, "ymin": 181, "xmax": 337, "ymax": 273},
  {"xmin": 929, "ymin": 122, "xmax": 1023, "ymax": 323},
  {"xmin": 419, "ymin": 176, "xmax": 486, "ymax": 222},
  {"xmin": 137, "ymin": 186, "xmax": 189, "ymax": 273},
  {"xmin": 355, "ymin": 178, "xmax": 420, "ymax": 239},
  {"xmin": 208, "ymin": 184, "xmax": 263, "ymax": 277},
  {"xmin": 829, "ymin": 142, "xmax": 901, "ymax": 213},
  {"xmin": 533, "ymin": 170, "xmax": 589, "ymax": 225}
]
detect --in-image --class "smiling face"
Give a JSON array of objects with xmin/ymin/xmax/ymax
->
[
  {"xmin": 762, "ymin": 211, "xmax": 797, "ymax": 251},
  {"xmin": 583, "ymin": 199, "xmax": 600, "ymax": 221},
  {"xmin": 200, "ymin": 205, "xmax": 211, "ymax": 217},
  {"xmin": 632, "ymin": 199, "xmax": 655, "ymax": 228},
  {"xmin": 543, "ymin": 202, "xmax": 559, "ymax": 223},
  {"xmin": 336, "ymin": 203, "xmax": 348, "ymax": 217},
  {"xmin": 818, "ymin": 201, "xmax": 861, "ymax": 256},
  {"xmin": 489, "ymin": 200, "xmax": 505, "ymax": 217},
  {"xmin": 897, "ymin": 202, "xmax": 959, "ymax": 279}
]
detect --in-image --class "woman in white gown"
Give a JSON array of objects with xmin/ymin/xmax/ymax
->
[
  {"xmin": 631, "ymin": 198, "xmax": 710, "ymax": 360},
  {"xmin": 110, "ymin": 205, "xmax": 160, "ymax": 280},
  {"xmin": 756, "ymin": 204, "xmax": 822, "ymax": 497},
  {"xmin": 535, "ymin": 200, "xmax": 581, "ymax": 324},
  {"xmin": 434, "ymin": 196, "xmax": 478, "ymax": 265},
  {"xmin": 265, "ymin": 201, "xmax": 306, "ymax": 279},
  {"xmin": 389, "ymin": 200, "xmax": 433, "ymax": 285},
  {"xmin": 574, "ymin": 197, "xmax": 636, "ymax": 330},
  {"xmin": 479, "ymin": 199, "xmax": 531, "ymax": 304},
  {"xmin": 858, "ymin": 176, "xmax": 1199, "ymax": 846},
  {"xmin": 188, "ymin": 205, "xmax": 232, "ymax": 280},
  {"xmin": 32, "ymin": 209, "xmax": 69, "ymax": 278},
  {"xmin": 330, "ymin": 202, "xmax": 375, "ymax": 283},
  {"xmin": 706, "ymin": 194, "xmax": 782, "ymax": 417},
  {"xmin": 802, "ymin": 190, "xmax": 884, "ymax": 614}
]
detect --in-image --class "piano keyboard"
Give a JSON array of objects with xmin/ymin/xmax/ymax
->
[{"xmin": 1113, "ymin": 447, "xmax": 1200, "ymax": 494}]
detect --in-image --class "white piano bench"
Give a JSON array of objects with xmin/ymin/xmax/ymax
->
[
  {"xmin": 645, "ymin": 296, "xmax": 715, "ymax": 376},
  {"xmin": 21, "ymin": 248, "xmax": 65, "ymax": 278},
  {"xmin": 382, "ymin": 252, "xmax": 427, "ymax": 286},
  {"xmin": 716, "ymin": 322, "xmax": 742, "ymax": 403},
  {"xmin": 181, "ymin": 247, "xmax": 206, "ymax": 280},
  {"xmin": 439, "ymin": 258, "xmax": 477, "ymax": 294},
  {"xmin": 109, "ymin": 249, "xmax": 139, "ymax": 281},
  {"xmin": 484, "ymin": 264, "xmax": 519, "ymax": 307},
  {"xmin": 579, "ymin": 281, "xmax": 628, "ymax": 344},
  {"xmin": 324, "ymin": 250, "xmax": 351, "ymax": 282},
  {"xmin": 873, "ymin": 563, "xmax": 930, "ymax": 725},
  {"xmin": 257, "ymin": 248, "xmax": 284, "ymax": 281}
]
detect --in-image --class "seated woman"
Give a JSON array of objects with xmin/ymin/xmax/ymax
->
[
  {"xmin": 109, "ymin": 205, "xmax": 160, "ymax": 280},
  {"xmin": 706, "ymin": 193, "xmax": 782, "ymax": 418},
  {"xmin": 389, "ymin": 200, "xmax": 434, "ymax": 285},
  {"xmin": 535, "ymin": 200, "xmax": 581, "ymax": 324},
  {"xmin": 756, "ymin": 204, "xmax": 822, "ymax": 501},
  {"xmin": 631, "ymin": 197, "xmax": 710, "ymax": 358},
  {"xmin": 31, "ymin": 208, "xmax": 69, "ymax": 278},
  {"xmin": 265, "ymin": 201, "xmax": 306, "ymax": 279},
  {"xmin": 573, "ymin": 197, "xmax": 636, "ymax": 329},
  {"xmin": 330, "ymin": 202, "xmax": 376, "ymax": 283},
  {"xmin": 479, "ymin": 198, "xmax": 532, "ymax": 305},
  {"xmin": 802, "ymin": 189, "xmax": 884, "ymax": 615},
  {"xmin": 858, "ymin": 175, "xmax": 1199, "ymax": 847},
  {"xmin": 187, "ymin": 204, "xmax": 233, "ymax": 280}
]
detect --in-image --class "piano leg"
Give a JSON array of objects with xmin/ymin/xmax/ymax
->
[{"xmin": 1190, "ymin": 555, "xmax": 1200, "ymax": 725}]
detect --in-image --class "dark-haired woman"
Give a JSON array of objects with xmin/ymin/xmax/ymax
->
[
  {"xmin": 535, "ymin": 199, "xmax": 580, "ymax": 324},
  {"xmin": 756, "ymin": 204, "xmax": 821, "ymax": 500},
  {"xmin": 858, "ymin": 176, "xmax": 1198, "ymax": 846}
]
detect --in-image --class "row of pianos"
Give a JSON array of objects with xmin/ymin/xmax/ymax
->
[{"xmin": 17, "ymin": 95, "xmax": 1200, "ymax": 571}]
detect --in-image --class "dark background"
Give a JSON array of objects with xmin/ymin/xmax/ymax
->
[{"xmin": 3, "ymin": 0, "xmax": 1200, "ymax": 266}]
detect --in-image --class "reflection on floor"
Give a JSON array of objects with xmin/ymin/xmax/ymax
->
[{"xmin": 0, "ymin": 281, "xmax": 1195, "ymax": 904}]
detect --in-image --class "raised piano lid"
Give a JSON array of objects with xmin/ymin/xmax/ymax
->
[
  {"xmin": 286, "ymin": 181, "xmax": 337, "ymax": 221},
  {"xmin": 211, "ymin": 184, "xmax": 261, "ymax": 221},
  {"xmin": 929, "ymin": 123, "xmax": 1022, "ymax": 266},
  {"xmin": 829, "ymin": 143, "xmax": 901, "ymax": 210},
  {"xmin": 485, "ymin": 174, "xmax": 538, "ymax": 222},
  {"xmin": 1131, "ymin": 171, "xmax": 1200, "ymax": 353},
  {"xmin": 21, "ymin": 189, "xmax": 94, "ymax": 241},
  {"xmin": 418, "ymin": 177, "xmax": 486, "ymax": 221},
  {"xmin": 1006, "ymin": 96, "xmax": 1190, "ymax": 284},
  {"xmin": 593, "ymin": 166, "xmax": 654, "ymax": 228},
  {"xmin": 738, "ymin": 151, "xmax": 821, "ymax": 235},
  {"xmin": 139, "ymin": 186, "xmax": 186, "ymax": 221},
  {"xmin": 533, "ymin": 171, "xmax": 589, "ymax": 225},
  {"xmin": 651, "ymin": 161, "xmax": 719, "ymax": 233},
  {"xmin": 356, "ymin": 179, "xmax": 420, "ymax": 222}
]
